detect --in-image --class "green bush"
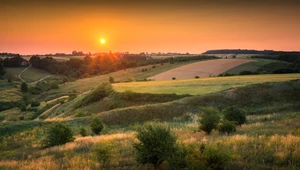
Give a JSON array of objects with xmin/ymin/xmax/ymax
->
[
  {"xmin": 19, "ymin": 103, "xmax": 27, "ymax": 111},
  {"xmin": 21, "ymin": 82, "xmax": 28, "ymax": 92},
  {"xmin": 195, "ymin": 76, "xmax": 200, "ymax": 79},
  {"xmin": 218, "ymin": 120, "xmax": 236, "ymax": 134},
  {"xmin": 199, "ymin": 107, "xmax": 220, "ymax": 135},
  {"xmin": 30, "ymin": 100, "xmax": 40, "ymax": 107},
  {"xmin": 79, "ymin": 127, "xmax": 88, "ymax": 136},
  {"xmin": 172, "ymin": 77, "xmax": 176, "ymax": 80},
  {"xmin": 75, "ymin": 111, "xmax": 86, "ymax": 117},
  {"xmin": 109, "ymin": 76, "xmax": 115, "ymax": 84},
  {"xmin": 42, "ymin": 123, "xmax": 74, "ymax": 147},
  {"xmin": 92, "ymin": 142, "xmax": 114, "ymax": 169},
  {"xmin": 90, "ymin": 117, "xmax": 104, "ymax": 135},
  {"xmin": 133, "ymin": 122, "xmax": 178, "ymax": 169},
  {"xmin": 223, "ymin": 107, "xmax": 247, "ymax": 125},
  {"xmin": 203, "ymin": 146, "xmax": 232, "ymax": 170}
]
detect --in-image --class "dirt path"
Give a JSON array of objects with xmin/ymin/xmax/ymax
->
[
  {"xmin": 148, "ymin": 59, "xmax": 255, "ymax": 80},
  {"xmin": 18, "ymin": 64, "xmax": 51, "ymax": 84},
  {"xmin": 18, "ymin": 64, "xmax": 31, "ymax": 82}
]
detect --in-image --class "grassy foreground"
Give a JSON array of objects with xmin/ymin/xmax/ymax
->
[{"xmin": 113, "ymin": 73, "xmax": 300, "ymax": 95}]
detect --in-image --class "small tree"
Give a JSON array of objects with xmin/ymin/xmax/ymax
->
[
  {"xmin": 133, "ymin": 122, "xmax": 178, "ymax": 169},
  {"xmin": 218, "ymin": 120, "xmax": 236, "ymax": 134},
  {"xmin": 109, "ymin": 76, "xmax": 115, "ymax": 84},
  {"xmin": 79, "ymin": 127, "xmax": 88, "ymax": 137},
  {"xmin": 19, "ymin": 103, "xmax": 26, "ymax": 111},
  {"xmin": 172, "ymin": 77, "xmax": 176, "ymax": 80},
  {"xmin": 42, "ymin": 123, "xmax": 74, "ymax": 147},
  {"xmin": 223, "ymin": 107, "xmax": 247, "ymax": 125},
  {"xmin": 21, "ymin": 82, "xmax": 28, "ymax": 92},
  {"xmin": 199, "ymin": 107, "xmax": 220, "ymax": 135},
  {"xmin": 90, "ymin": 117, "xmax": 104, "ymax": 135},
  {"xmin": 195, "ymin": 76, "xmax": 200, "ymax": 79},
  {"xmin": 31, "ymin": 100, "xmax": 40, "ymax": 107}
]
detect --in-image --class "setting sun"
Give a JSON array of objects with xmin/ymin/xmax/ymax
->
[{"xmin": 100, "ymin": 39, "xmax": 106, "ymax": 44}]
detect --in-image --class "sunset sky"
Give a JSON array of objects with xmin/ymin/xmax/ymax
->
[{"xmin": 1, "ymin": 0, "xmax": 300, "ymax": 54}]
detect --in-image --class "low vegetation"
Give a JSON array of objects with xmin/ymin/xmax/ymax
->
[
  {"xmin": 113, "ymin": 73, "xmax": 300, "ymax": 95},
  {"xmin": 1, "ymin": 55, "xmax": 300, "ymax": 169},
  {"xmin": 42, "ymin": 123, "xmax": 74, "ymax": 147}
]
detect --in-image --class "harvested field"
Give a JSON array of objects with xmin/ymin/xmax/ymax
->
[{"xmin": 149, "ymin": 59, "xmax": 254, "ymax": 80}]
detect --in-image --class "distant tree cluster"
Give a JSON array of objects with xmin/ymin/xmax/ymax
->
[
  {"xmin": 0, "ymin": 58, "xmax": 5, "ymax": 78},
  {"xmin": 0, "ymin": 52, "xmax": 20, "ymax": 57},
  {"xmin": 2, "ymin": 55, "xmax": 29, "ymax": 67},
  {"xmin": 203, "ymin": 49, "xmax": 275, "ymax": 55}
]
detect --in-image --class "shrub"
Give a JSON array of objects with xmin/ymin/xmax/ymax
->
[
  {"xmin": 218, "ymin": 120, "xmax": 236, "ymax": 134},
  {"xmin": 21, "ymin": 82, "xmax": 28, "ymax": 92},
  {"xmin": 133, "ymin": 122, "xmax": 178, "ymax": 169},
  {"xmin": 31, "ymin": 100, "xmax": 40, "ymax": 107},
  {"xmin": 199, "ymin": 107, "xmax": 220, "ymax": 135},
  {"xmin": 223, "ymin": 107, "xmax": 247, "ymax": 125},
  {"xmin": 79, "ymin": 127, "xmax": 88, "ymax": 136},
  {"xmin": 90, "ymin": 117, "xmax": 104, "ymax": 135},
  {"xmin": 75, "ymin": 111, "xmax": 86, "ymax": 117},
  {"xmin": 152, "ymin": 65, "xmax": 156, "ymax": 69},
  {"xmin": 203, "ymin": 146, "xmax": 232, "ymax": 170},
  {"xmin": 42, "ymin": 123, "xmax": 74, "ymax": 147},
  {"xmin": 19, "ymin": 103, "xmax": 27, "ymax": 111},
  {"xmin": 172, "ymin": 77, "xmax": 176, "ymax": 80},
  {"xmin": 50, "ymin": 82, "xmax": 59, "ymax": 89},
  {"xmin": 109, "ymin": 76, "xmax": 115, "ymax": 84},
  {"xmin": 19, "ymin": 115, "xmax": 24, "ymax": 120},
  {"xmin": 195, "ymin": 76, "xmax": 200, "ymax": 79},
  {"xmin": 92, "ymin": 142, "xmax": 114, "ymax": 169}
]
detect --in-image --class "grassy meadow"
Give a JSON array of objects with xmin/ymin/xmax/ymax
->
[
  {"xmin": 113, "ymin": 73, "xmax": 300, "ymax": 95},
  {"xmin": 5, "ymin": 67, "xmax": 53, "ymax": 83},
  {"xmin": 1, "ymin": 110, "xmax": 300, "ymax": 169},
  {"xmin": 1, "ymin": 55, "xmax": 300, "ymax": 169}
]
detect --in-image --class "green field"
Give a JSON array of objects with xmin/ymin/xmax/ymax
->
[
  {"xmin": 20, "ymin": 67, "xmax": 52, "ymax": 83},
  {"xmin": 4, "ymin": 67, "xmax": 24, "ymax": 76},
  {"xmin": 5, "ymin": 67, "xmax": 53, "ymax": 83},
  {"xmin": 226, "ymin": 59, "xmax": 288, "ymax": 74},
  {"xmin": 113, "ymin": 74, "xmax": 300, "ymax": 95}
]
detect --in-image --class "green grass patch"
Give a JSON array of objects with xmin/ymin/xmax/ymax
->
[
  {"xmin": 113, "ymin": 74, "xmax": 300, "ymax": 95},
  {"xmin": 20, "ymin": 67, "xmax": 52, "ymax": 83}
]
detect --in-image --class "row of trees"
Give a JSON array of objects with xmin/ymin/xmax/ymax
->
[
  {"xmin": 0, "ymin": 58, "xmax": 5, "ymax": 78},
  {"xmin": 1, "ymin": 55, "xmax": 29, "ymax": 67}
]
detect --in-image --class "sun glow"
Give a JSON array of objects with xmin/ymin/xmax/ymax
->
[{"xmin": 100, "ymin": 38, "xmax": 106, "ymax": 44}]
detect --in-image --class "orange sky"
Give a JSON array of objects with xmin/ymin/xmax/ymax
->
[{"xmin": 0, "ymin": 0, "xmax": 300, "ymax": 54}]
